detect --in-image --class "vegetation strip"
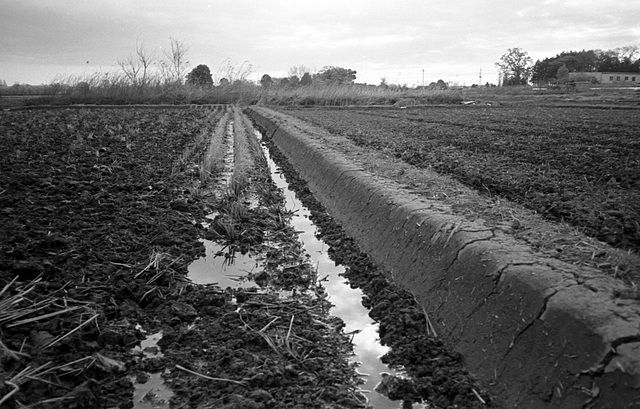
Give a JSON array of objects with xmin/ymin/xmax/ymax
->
[{"xmin": 246, "ymin": 106, "xmax": 640, "ymax": 408}]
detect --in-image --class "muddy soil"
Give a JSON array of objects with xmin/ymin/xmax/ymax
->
[
  {"xmin": 0, "ymin": 106, "xmax": 360, "ymax": 408},
  {"xmin": 278, "ymin": 105, "xmax": 640, "ymax": 285},
  {"xmin": 257, "ymin": 125, "xmax": 492, "ymax": 409},
  {"xmin": 0, "ymin": 105, "xmax": 491, "ymax": 409}
]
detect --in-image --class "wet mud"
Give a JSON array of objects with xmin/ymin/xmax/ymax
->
[{"xmin": 0, "ymin": 105, "xmax": 490, "ymax": 408}]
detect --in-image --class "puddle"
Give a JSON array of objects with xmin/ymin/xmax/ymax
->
[
  {"xmin": 188, "ymin": 239, "xmax": 260, "ymax": 288},
  {"xmin": 188, "ymin": 117, "xmax": 267, "ymax": 289},
  {"xmin": 261, "ymin": 131, "xmax": 399, "ymax": 409},
  {"xmin": 134, "ymin": 331, "xmax": 164, "ymax": 358},
  {"xmin": 131, "ymin": 331, "xmax": 173, "ymax": 409}
]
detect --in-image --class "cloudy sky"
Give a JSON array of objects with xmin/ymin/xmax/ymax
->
[{"xmin": 1, "ymin": 0, "xmax": 639, "ymax": 86}]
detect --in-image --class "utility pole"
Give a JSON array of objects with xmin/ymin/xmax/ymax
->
[
  {"xmin": 422, "ymin": 69, "xmax": 424, "ymax": 87},
  {"xmin": 479, "ymin": 68, "xmax": 482, "ymax": 86}
]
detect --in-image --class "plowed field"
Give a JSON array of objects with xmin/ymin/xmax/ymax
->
[
  {"xmin": 280, "ymin": 105, "xmax": 640, "ymax": 279},
  {"xmin": 0, "ymin": 105, "xmax": 491, "ymax": 409}
]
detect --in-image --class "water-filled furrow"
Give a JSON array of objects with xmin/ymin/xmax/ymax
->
[
  {"xmin": 256, "ymin": 129, "xmax": 399, "ymax": 409},
  {"xmin": 134, "ymin": 112, "xmax": 399, "ymax": 408}
]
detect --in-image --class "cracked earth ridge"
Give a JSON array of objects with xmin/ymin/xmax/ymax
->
[{"xmin": 255, "ymin": 121, "xmax": 493, "ymax": 408}]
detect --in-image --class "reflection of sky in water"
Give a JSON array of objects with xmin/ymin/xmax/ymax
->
[
  {"xmin": 188, "ymin": 240, "xmax": 259, "ymax": 288},
  {"xmin": 131, "ymin": 331, "xmax": 173, "ymax": 409},
  {"xmin": 271, "ymin": 161, "xmax": 398, "ymax": 409}
]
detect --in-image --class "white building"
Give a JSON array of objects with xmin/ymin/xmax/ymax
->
[{"xmin": 570, "ymin": 72, "xmax": 639, "ymax": 85}]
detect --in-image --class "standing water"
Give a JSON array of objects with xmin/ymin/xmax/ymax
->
[
  {"xmin": 183, "ymin": 121, "xmax": 400, "ymax": 408},
  {"xmin": 258, "ymin": 130, "xmax": 399, "ymax": 408},
  {"xmin": 132, "ymin": 117, "xmax": 400, "ymax": 408}
]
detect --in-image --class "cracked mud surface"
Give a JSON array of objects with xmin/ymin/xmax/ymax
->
[
  {"xmin": 259, "ymin": 129, "xmax": 493, "ymax": 408},
  {"xmin": 253, "ymin": 105, "xmax": 640, "ymax": 408},
  {"xmin": 278, "ymin": 104, "xmax": 640, "ymax": 288}
]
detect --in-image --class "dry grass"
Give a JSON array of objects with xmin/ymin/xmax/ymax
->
[
  {"xmin": 12, "ymin": 69, "xmax": 465, "ymax": 107},
  {"xmin": 135, "ymin": 248, "xmax": 188, "ymax": 290},
  {"xmin": 0, "ymin": 277, "xmax": 107, "ymax": 406},
  {"xmin": 258, "ymin": 83, "xmax": 463, "ymax": 106}
]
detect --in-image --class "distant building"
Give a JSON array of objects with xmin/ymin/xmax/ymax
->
[{"xmin": 569, "ymin": 72, "xmax": 639, "ymax": 85}]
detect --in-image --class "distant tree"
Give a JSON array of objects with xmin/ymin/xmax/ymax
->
[
  {"xmin": 260, "ymin": 74, "xmax": 273, "ymax": 87},
  {"xmin": 595, "ymin": 50, "xmax": 621, "ymax": 72},
  {"xmin": 552, "ymin": 50, "xmax": 598, "ymax": 72},
  {"xmin": 614, "ymin": 45, "xmax": 639, "ymax": 61},
  {"xmin": 219, "ymin": 78, "xmax": 230, "ymax": 86},
  {"xmin": 532, "ymin": 50, "xmax": 601, "ymax": 85},
  {"xmin": 379, "ymin": 77, "xmax": 389, "ymax": 89},
  {"xmin": 300, "ymin": 72, "xmax": 312, "ymax": 86},
  {"xmin": 279, "ymin": 78, "xmax": 290, "ymax": 87},
  {"xmin": 531, "ymin": 58, "xmax": 558, "ymax": 85},
  {"xmin": 288, "ymin": 75, "xmax": 300, "ymax": 87},
  {"xmin": 556, "ymin": 64, "xmax": 570, "ymax": 84},
  {"xmin": 314, "ymin": 66, "xmax": 357, "ymax": 84},
  {"xmin": 288, "ymin": 65, "xmax": 313, "ymax": 78},
  {"xmin": 621, "ymin": 57, "xmax": 636, "ymax": 72},
  {"xmin": 186, "ymin": 64, "xmax": 213, "ymax": 86},
  {"xmin": 0, "ymin": 79, "xmax": 7, "ymax": 87},
  {"xmin": 496, "ymin": 48, "xmax": 533, "ymax": 85},
  {"xmin": 118, "ymin": 41, "xmax": 155, "ymax": 90},
  {"xmin": 158, "ymin": 38, "xmax": 189, "ymax": 85},
  {"xmin": 434, "ymin": 79, "xmax": 448, "ymax": 90}
]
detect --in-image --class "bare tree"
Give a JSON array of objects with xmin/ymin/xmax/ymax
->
[
  {"xmin": 614, "ymin": 45, "xmax": 639, "ymax": 61},
  {"xmin": 136, "ymin": 43, "xmax": 155, "ymax": 89},
  {"xmin": 118, "ymin": 41, "xmax": 155, "ymax": 90},
  {"xmin": 159, "ymin": 38, "xmax": 189, "ymax": 85},
  {"xmin": 288, "ymin": 65, "xmax": 313, "ymax": 78},
  {"xmin": 215, "ymin": 59, "xmax": 253, "ymax": 84}
]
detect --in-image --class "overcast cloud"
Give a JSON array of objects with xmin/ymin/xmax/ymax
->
[{"xmin": 1, "ymin": 0, "xmax": 639, "ymax": 86}]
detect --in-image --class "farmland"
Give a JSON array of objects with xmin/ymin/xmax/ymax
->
[
  {"xmin": 279, "ymin": 104, "xmax": 640, "ymax": 283},
  {"xmin": 2, "ymin": 96, "xmax": 640, "ymax": 408},
  {"xmin": 0, "ymin": 106, "xmax": 492, "ymax": 408},
  {"xmin": 0, "ymin": 106, "xmax": 361, "ymax": 408}
]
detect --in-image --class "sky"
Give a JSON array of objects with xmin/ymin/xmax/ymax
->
[{"xmin": 1, "ymin": 0, "xmax": 639, "ymax": 87}]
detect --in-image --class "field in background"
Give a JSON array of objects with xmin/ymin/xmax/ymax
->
[{"xmin": 280, "ymin": 104, "xmax": 640, "ymax": 284}]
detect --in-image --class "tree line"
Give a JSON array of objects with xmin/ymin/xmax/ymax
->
[
  {"xmin": 258, "ymin": 66, "xmax": 357, "ymax": 88},
  {"xmin": 496, "ymin": 45, "xmax": 640, "ymax": 86}
]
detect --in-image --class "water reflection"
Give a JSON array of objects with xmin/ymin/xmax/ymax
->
[
  {"xmin": 267, "ymin": 151, "xmax": 399, "ymax": 409},
  {"xmin": 187, "ymin": 240, "xmax": 259, "ymax": 288},
  {"xmin": 131, "ymin": 331, "xmax": 173, "ymax": 409}
]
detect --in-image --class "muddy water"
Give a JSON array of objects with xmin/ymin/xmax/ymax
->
[
  {"xmin": 188, "ymin": 239, "xmax": 260, "ymax": 288},
  {"xmin": 260, "ymin": 131, "xmax": 399, "ymax": 409},
  {"xmin": 130, "ymin": 331, "xmax": 172, "ymax": 409},
  {"xmin": 179, "ymin": 120, "xmax": 398, "ymax": 408}
]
